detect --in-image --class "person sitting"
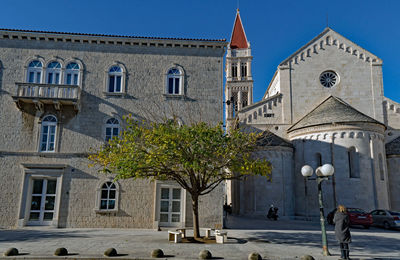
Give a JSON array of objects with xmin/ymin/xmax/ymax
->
[{"xmin": 267, "ymin": 204, "xmax": 278, "ymax": 220}]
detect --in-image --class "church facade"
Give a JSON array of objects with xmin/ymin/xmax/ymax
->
[
  {"xmin": 226, "ymin": 11, "xmax": 400, "ymax": 219},
  {"xmin": 0, "ymin": 28, "xmax": 227, "ymax": 228}
]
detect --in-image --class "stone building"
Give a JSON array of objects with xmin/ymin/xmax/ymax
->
[
  {"xmin": 0, "ymin": 28, "xmax": 227, "ymax": 228},
  {"xmin": 226, "ymin": 10, "xmax": 400, "ymax": 219}
]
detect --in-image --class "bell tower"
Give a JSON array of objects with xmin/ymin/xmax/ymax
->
[{"xmin": 225, "ymin": 9, "xmax": 253, "ymax": 130}]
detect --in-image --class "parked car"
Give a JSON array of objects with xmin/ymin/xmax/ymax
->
[
  {"xmin": 326, "ymin": 208, "xmax": 372, "ymax": 228},
  {"xmin": 370, "ymin": 209, "xmax": 400, "ymax": 229}
]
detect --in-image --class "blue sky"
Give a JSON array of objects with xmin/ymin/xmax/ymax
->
[{"xmin": 1, "ymin": 0, "xmax": 399, "ymax": 102}]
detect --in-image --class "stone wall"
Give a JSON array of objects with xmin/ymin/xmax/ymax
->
[
  {"xmin": 387, "ymin": 155, "xmax": 400, "ymax": 211},
  {"xmin": 291, "ymin": 127, "xmax": 388, "ymax": 218},
  {"xmin": 237, "ymin": 147, "xmax": 294, "ymax": 218},
  {"xmin": 278, "ymin": 29, "xmax": 384, "ymax": 127},
  {"xmin": 0, "ymin": 31, "xmax": 226, "ymax": 228}
]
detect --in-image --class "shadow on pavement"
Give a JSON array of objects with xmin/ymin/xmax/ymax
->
[
  {"xmin": 0, "ymin": 230, "xmax": 88, "ymax": 242},
  {"xmin": 246, "ymin": 230, "xmax": 400, "ymax": 255}
]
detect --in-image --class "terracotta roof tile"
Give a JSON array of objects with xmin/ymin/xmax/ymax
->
[{"xmin": 229, "ymin": 10, "xmax": 248, "ymax": 49}]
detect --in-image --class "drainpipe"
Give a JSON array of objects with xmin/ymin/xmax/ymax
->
[{"xmin": 369, "ymin": 135, "xmax": 378, "ymax": 209}]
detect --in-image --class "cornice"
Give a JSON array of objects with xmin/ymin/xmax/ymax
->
[
  {"xmin": 0, "ymin": 29, "xmax": 227, "ymax": 50},
  {"xmin": 288, "ymin": 122, "xmax": 385, "ymax": 140}
]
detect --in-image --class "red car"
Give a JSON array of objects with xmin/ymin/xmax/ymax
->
[
  {"xmin": 327, "ymin": 208, "xmax": 372, "ymax": 228},
  {"xmin": 347, "ymin": 208, "xmax": 373, "ymax": 228}
]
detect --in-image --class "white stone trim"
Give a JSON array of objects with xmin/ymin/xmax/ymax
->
[
  {"xmin": 104, "ymin": 62, "xmax": 127, "ymax": 95},
  {"xmin": 153, "ymin": 181, "xmax": 186, "ymax": 229},
  {"xmin": 17, "ymin": 164, "xmax": 66, "ymax": 227},
  {"xmin": 94, "ymin": 178, "xmax": 120, "ymax": 214},
  {"xmin": 164, "ymin": 64, "xmax": 185, "ymax": 96}
]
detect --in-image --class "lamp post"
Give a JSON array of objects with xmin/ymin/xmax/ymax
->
[{"xmin": 301, "ymin": 163, "xmax": 334, "ymax": 256}]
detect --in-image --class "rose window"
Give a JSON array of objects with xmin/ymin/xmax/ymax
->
[{"xmin": 319, "ymin": 71, "xmax": 338, "ymax": 88}]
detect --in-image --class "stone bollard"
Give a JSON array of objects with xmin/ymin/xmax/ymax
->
[
  {"xmin": 3, "ymin": 248, "xmax": 18, "ymax": 256},
  {"xmin": 104, "ymin": 248, "xmax": 118, "ymax": 257},
  {"xmin": 248, "ymin": 252, "xmax": 262, "ymax": 260},
  {"xmin": 199, "ymin": 250, "xmax": 212, "ymax": 259},
  {"xmin": 301, "ymin": 255, "xmax": 315, "ymax": 260},
  {"xmin": 151, "ymin": 249, "xmax": 164, "ymax": 258},
  {"xmin": 54, "ymin": 247, "xmax": 68, "ymax": 256}
]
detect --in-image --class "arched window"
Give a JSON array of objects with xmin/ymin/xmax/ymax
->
[
  {"xmin": 315, "ymin": 153, "xmax": 322, "ymax": 168},
  {"xmin": 105, "ymin": 118, "xmax": 120, "ymax": 142},
  {"xmin": 231, "ymin": 63, "xmax": 238, "ymax": 78},
  {"xmin": 27, "ymin": 60, "xmax": 43, "ymax": 83},
  {"xmin": 379, "ymin": 154, "xmax": 385, "ymax": 181},
  {"xmin": 348, "ymin": 146, "xmax": 360, "ymax": 178},
  {"xmin": 40, "ymin": 115, "xmax": 57, "ymax": 152},
  {"xmin": 100, "ymin": 182, "xmax": 116, "ymax": 210},
  {"xmin": 108, "ymin": 66, "xmax": 123, "ymax": 93},
  {"xmin": 65, "ymin": 62, "xmax": 80, "ymax": 85},
  {"xmin": 166, "ymin": 68, "xmax": 183, "ymax": 95},
  {"xmin": 241, "ymin": 62, "xmax": 247, "ymax": 77},
  {"xmin": 46, "ymin": 61, "xmax": 62, "ymax": 84}
]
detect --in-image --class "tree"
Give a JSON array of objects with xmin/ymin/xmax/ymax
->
[{"xmin": 89, "ymin": 116, "xmax": 271, "ymax": 239}]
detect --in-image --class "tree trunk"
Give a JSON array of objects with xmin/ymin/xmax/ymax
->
[{"xmin": 192, "ymin": 195, "xmax": 200, "ymax": 238}]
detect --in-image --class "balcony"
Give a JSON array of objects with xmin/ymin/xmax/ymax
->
[{"xmin": 12, "ymin": 82, "xmax": 80, "ymax": 112}]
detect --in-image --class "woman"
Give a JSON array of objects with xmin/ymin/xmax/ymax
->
[{"xmin": 333, "ymin": 205, "xmax": 352, "ymax": 260}]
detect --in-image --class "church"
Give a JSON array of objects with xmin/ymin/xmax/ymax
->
[{"xmin": 225, "ymin": 10, "xmax": 400, "ymax": 219}]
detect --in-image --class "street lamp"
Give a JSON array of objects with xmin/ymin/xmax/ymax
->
[{"xmin": 301, "ymin": 163, "xmax": 334, "ymax": 256}]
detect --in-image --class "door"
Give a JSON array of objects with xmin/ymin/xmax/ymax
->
[
  {"xmin": 159, "ymin": 187, "xmax": 182, "ymax": 227},
  {"xmin": 27, "ymin": 179, "xmax": 57, "ymax": 225}
]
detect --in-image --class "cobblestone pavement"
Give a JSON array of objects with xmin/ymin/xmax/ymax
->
[{"xmin": 0, "ymin": 216, "xmax": 399, "ymax": 260}]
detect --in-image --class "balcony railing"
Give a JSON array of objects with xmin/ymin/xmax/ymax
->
[{"xmin": 13, "ymin": 82, "xmax": 80, "ymax": 111}]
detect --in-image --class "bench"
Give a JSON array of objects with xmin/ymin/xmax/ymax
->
[
  {"xmin": 168, "ymin": 231, "xmax": 182, "ymax": 243},
  {"xmin": 176, "ymin": 228, "xmax": 186, "ymax": 238},
  {"xmin": 215, "ymin": 230, "xmax": 228, "ymax": 244},
  {"xmin": 201, "ymin": 228, "xmax": 215, "ymax": 238}
]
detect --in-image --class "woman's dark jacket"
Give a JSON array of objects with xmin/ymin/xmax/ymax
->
[{"xmin": 333, "ymin": 211, "xmax": 351, "ymax": 243}]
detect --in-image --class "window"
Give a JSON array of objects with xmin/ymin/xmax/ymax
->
[
  {"xmin": 348, "ymin": 147, "xmax": 360, "ymax": 178},
  {"xmin": 231, "ymin": 63, "xmax": 238, "ymax": 78},
  {"xmin": 27, "ymin": 60, "xmax": 43, "ymax": 83},
  {"xmin": 242, "ymin": 91, "xmax": 249, "ymax": 108},
  {"xmin": 46, "ymin": 62, "xmax": 62, "ymax": 84},
  {"xmin": 241, "ymin": 62, "xmax": 247, "ymax": 77},
  {"xmin": 65, "ymin": 62, "xmax": 80, "ymax": 85},
  {"xmin": 40, "ymin": 115, "xmax": 57, "ymax": 152},
  {"xmin": 320, "ymin": 70, "xmax": 338, "ymax": 88},
  {"xmin": 108, "ymin": 66, "xmax": 123, "ymax": 93},
  {"xmin": 100, "ymin": 182, "xmax": 117, "ymax": 210},
  {"xmin": 315, "ymin": 153, "xmax": 322, "ymax": 167},
  {"xmin": 379, "ymin": 154, "xmax": 385, "ymax": 181},
  {"xmin": 105, "ymin": 118, "xmax": 120, "ymax": 142},
  {"xmin": 166, "ymin": 68, "xmax": 183, "ymax": 95}
]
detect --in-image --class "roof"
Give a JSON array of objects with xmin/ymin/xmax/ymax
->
[
  {"xmin": 229, "ymin": 10, "xmax": 248, "ymax": 49},
  {"xmin": 279, "ymin": 27, "xmax": 381, "ymax": 66},
  {"xmin": 0, "ymin": 28, "xmax": 226, "ymax": 42},
  {"xmin": 239, "ymin": 124, "xmax": 293, "ymax": 148},
  {"xmin": 386, "ymin": 136, "xmax": 400, "ymax": 155},
  {"xmin": 288, "ymin": 96, "xmax": 384, "ymax": 132},
  {"xmin": 257, "ymin": 131, "xmax": 293, "ymax": 148}
]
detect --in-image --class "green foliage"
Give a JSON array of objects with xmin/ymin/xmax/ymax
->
[{"xmin": 89, "ymin": 116, "xmax": 271, "ymax": 197}]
